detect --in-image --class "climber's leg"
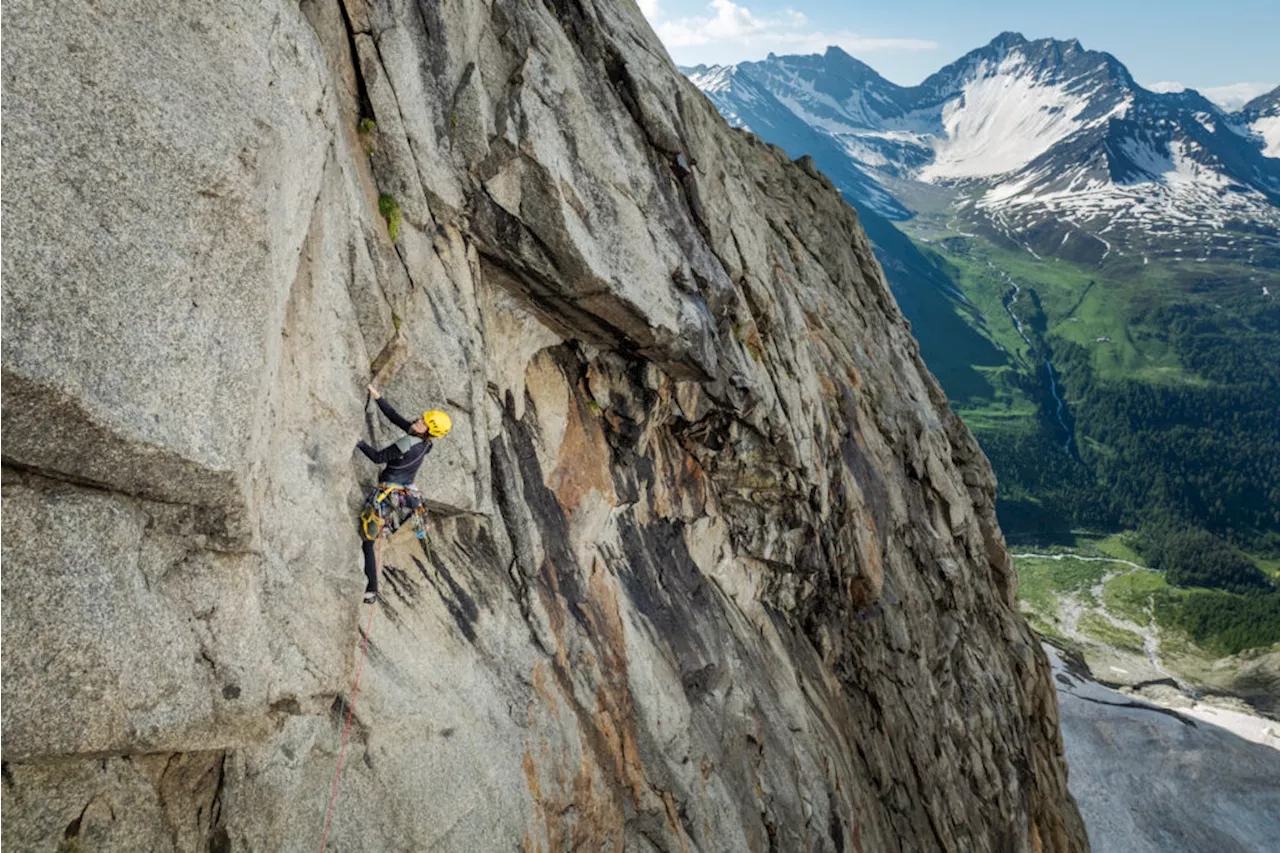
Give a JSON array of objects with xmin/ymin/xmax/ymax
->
[
  {"xmin": 361, "ymin": 538, "xmax": 378, "ymax": 596},
  {"xmin": 358, "ymin": 490, "xmax": 385, "ymax": 602}
]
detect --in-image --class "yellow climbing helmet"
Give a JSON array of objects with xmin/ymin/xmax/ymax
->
[{"xmin": 422, "ymin": 410, "xmax": 452, "ymax": 438}]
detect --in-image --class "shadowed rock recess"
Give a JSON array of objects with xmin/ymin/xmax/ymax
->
[{"xmin": 1, "ymin": 1, "xmax": 1086, "ymax": 851}]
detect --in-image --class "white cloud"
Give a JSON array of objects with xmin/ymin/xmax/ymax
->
[
  {"xmin": 637, "ymin": 0, "xmax": 660, "ymax": 20},
  {"xmin": 1200, "ymin": 83, "xmax": 1276, "ymax": 112},
  {"xmin": 653, "ymin": 0, "xmax": 935, "ymax": 56},
  {"xmin": 656, "ymin": 0, "xmax": 765, "ymax": 46},
  {"xmin": 1145, "ymin": 81, "xmax": 1276, "ymax": 112}
]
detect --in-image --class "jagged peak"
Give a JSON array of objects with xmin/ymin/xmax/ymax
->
[
  {"xmin": 910, "ymin": 31, "xmax": 1137, "ymax": 104},
  {"xmin": 821, "ymin": 44, "xmax": 895, "ymax": 80},
  {"xmin": 991, "ymin": 31, "xmax": 1029, "ymax": 48},
  {"xmin": 1148, "ymin": 86, "xmax": 1220, "ymax": 111},
  {"xmin": 735, "ymin": 44, "xmax": 903, "ymax": 99},
  {"xmin": 683, "ymin": 62, "xmax": 742, "ymax": 94}
]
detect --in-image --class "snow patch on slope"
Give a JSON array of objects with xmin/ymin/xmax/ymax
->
[
  {"xmin": 982, "ymin": 173, "xmax": 1274, "ymax": 232},
  {"xmin": 757, "ymin": 65, "xmax": 897, "ymax": 135},
  {"xmin": 687, "ymin": 65, "xmax": 735, "ymax": 94},
  {"xmin": 1252, "ymin": 115, "xmax": 1280, "ymax": 158},
  {"xmin": 774, "ymin": 89, "xmax": 863, "ymax": 135},
  {"xmin": 919, "ymin": 56, "xmax": 1096, "ymax": 181}
]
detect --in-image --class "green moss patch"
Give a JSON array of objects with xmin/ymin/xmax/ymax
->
[{"xmin": 378, "ymin": 193, "xmax": 402, "ymax": 242}]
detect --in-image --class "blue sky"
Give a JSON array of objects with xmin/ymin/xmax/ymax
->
[{"xmin": 641, "ymin": 0, "xmax": 1279, "ymax": 103}]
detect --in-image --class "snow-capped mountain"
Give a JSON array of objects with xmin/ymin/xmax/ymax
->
[
  {"xmin": 684, "ymin": 34, "xmax": 1280, "ymax": 261},
  {"xmin": 684, "ymin": 59, "xmax": 909, "ymax": 219},
  {"xmin": 1236, "ymin": 85, "xmax": 1280, "ymax": 159}
]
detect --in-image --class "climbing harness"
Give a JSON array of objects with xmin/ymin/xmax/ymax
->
[
  {"xmin": 359, "ymin": 482, "xmax": 429, "ymax": 541},
  {"xmin": 320, "ymin": 532, "xmax": 385, "ymax": 852}
]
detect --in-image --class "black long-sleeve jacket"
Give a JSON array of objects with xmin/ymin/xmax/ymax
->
[{"xmin": 356, "ymin": 397, "xmax": 433, "ymax": 485}]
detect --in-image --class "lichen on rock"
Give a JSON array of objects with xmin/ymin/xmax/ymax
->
[{"xmin": 1, "ymin": 0, "xmax": 1086, "ymax": 851}]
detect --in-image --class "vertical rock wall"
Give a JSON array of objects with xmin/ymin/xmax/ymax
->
[{"xmin": 2, "ymin": 1, "xmax": 1087, "ymax": 850}]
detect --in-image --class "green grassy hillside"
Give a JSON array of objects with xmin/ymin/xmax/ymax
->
[{"xmin": 900, "ymin": 229, "xmax": 1280, "ymax": 555}]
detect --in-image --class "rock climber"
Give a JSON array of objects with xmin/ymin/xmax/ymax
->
[{"xmin": 355, "ymin": 385, "xmax": 452, "ymax": 603}]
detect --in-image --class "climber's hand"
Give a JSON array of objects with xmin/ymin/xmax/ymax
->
[{"xmin": 367, "ymin": 385, "xmax": 381, "ymax": 400}]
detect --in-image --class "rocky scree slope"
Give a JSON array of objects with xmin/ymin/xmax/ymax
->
[{"xmin": 1, "ymin": 1, "xmax": 1085, "ymax": 851}]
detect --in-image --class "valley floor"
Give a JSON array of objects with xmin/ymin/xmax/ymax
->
[{"xmin": 1014, "ymin": 541, "xmax": 1280, "ymax": 719}]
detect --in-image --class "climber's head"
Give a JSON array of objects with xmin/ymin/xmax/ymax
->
[{"xmin": 414, "ymin": 410, "xmax": 452, "ymax": 439}]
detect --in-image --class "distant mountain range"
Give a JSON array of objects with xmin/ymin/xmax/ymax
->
[{"xmin": 684, "ymin": 33, "xmax": 1280, "ymax": 264}]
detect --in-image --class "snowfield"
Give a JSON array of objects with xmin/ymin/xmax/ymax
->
[
  {"xmin": 1253, "ymin": 114, "xmax": 1280, "ymax": 158},
  {"xmin": 977, "ymin": 135, "xmax": 1280, "ymax": 236},
  {"xmin": 918, "ymin": 55, "xmax": 1104, "ymax": 181},
  {"xmin": 684, "ymin": 38, "xmax": 1280, "ymax": 256}
]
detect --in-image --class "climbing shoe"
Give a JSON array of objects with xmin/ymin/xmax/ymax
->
[{"xmin": 363, "ymin": 590, "xmax": 378, "ymax": 604}]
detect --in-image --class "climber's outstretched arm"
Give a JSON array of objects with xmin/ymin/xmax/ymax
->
[
  {"xmin": 368, "ymin": 385, "xmax": 413, "ymax": 432},
  {"xmin": 374, "ymin": 397, "xmax": 414, "ymax": 432}
]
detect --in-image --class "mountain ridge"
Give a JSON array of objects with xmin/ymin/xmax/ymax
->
[
  {"xmin": 1242, "ymin": 85, "xmax": 1280, "ymax": 114},
  {"xmin": 686, "ymin": 33, "xmax": 1280, "ymax": 262}
]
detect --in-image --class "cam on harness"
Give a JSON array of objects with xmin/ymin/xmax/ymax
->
[{"xmin": 360, "ymin": 480, "xmax": 429, "ymax": 541}]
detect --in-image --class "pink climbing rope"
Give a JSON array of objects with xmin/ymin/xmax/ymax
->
[{"xmin": 319, "ymin": 533, "xmax": 384, "ymax": 852}]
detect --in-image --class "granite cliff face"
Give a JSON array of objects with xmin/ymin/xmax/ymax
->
[{"xmin": 1, "ymin": 1, "xmax": 1086, "ymax": 850}]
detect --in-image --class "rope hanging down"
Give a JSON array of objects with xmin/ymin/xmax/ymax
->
[{"xmin": 319, "ymin": 533, "xmax": 384, "ymax": 852}]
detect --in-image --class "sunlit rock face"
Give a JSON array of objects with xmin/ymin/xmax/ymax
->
[{"xmin": 1, "ymin": 1, "xmax": 1085, "ymax": 850}]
